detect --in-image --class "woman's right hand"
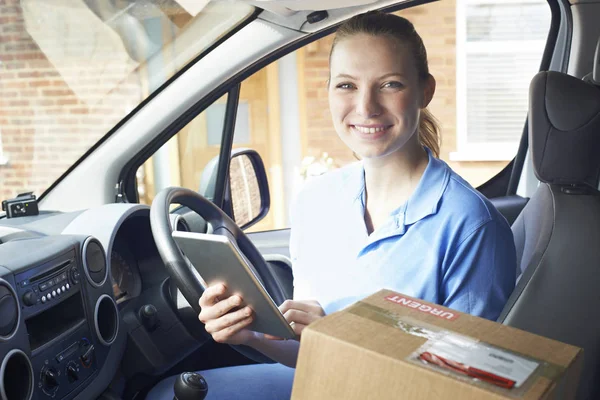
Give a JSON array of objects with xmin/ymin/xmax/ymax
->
[{"xmin": 198, "ymin": 283, "xmax": 256, "ymax": 345}]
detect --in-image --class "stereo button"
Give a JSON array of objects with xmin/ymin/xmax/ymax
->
[
  {"xmin": 41, "ymin": 295, "xmax": 47, "ymax": 303},
  {"xmin": 61, "ymin": 285, "xmax": 66, "ymax": 292},
  {"xmin": 52, "ymin": 290, "xmax": 56, "ymax": 298},
  {"xmin": 70, "ymin": 267, "xmax": 80, "ymax": 285},
  {"xmin": 66, "ymin": 284, "xmax": 70, "ymax": 290},
  {"xmin": 57, "ymin": 288, "xmax": 61, "ymax": 295}
]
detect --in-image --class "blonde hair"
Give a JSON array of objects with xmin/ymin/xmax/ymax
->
[
  {"xmin": 419, "ymin": 109, "xmax": 440, "ymax": 157},
  {"xmin": 330, "ymin": 11, "xmax": 441, "ymax": 157}
]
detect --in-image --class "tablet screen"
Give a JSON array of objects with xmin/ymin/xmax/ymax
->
[{"xmin": 172, "ymin": 231, "xmax": 296, "ymax": 339}]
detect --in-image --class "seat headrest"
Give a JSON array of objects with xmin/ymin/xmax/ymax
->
[{"xmin": 529, "ymin": 71, "xmax": 600, "ymax": 187}]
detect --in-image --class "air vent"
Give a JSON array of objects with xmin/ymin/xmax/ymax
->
[
  {"xmin": 0, "ymin": 279, "xmax": 19, "ymax": 341},
  {"xmin": 82, "ymin": 238, "xmax": 107, "ymax": 287},
  {"xmin": 94, "ymin": 295, "xmax": 118, "ymax": 346},
  {"xmin": 0, "ymin": 349, "xmax": 34, "ymax": 400}
]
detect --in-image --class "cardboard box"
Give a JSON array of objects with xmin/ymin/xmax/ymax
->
[{"xmin": 291, "ymin": 289, "xmax": 583, "ymax": 400}]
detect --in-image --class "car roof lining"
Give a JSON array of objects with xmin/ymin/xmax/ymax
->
[{"xmin": 254, "ymin": 0, "xmax": 422, "ymax": 32}]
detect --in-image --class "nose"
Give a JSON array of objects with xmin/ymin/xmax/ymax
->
[{"xmin": 356, "ymin": 87, "xmax": 382, "ymax": 118}]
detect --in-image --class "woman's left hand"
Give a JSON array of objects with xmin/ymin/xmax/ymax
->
[{"xmin": 266, "ymin": 299, "xmax": 325, "ymax": 340}]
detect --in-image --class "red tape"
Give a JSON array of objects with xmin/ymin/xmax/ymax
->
[{"xmin": 419, "ymin": 352, "xmax": 516, "ymax": 389}]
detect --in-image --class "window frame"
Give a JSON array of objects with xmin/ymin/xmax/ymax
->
[{"xmin": 451, "ymin": 0, "xmax": 550, "ymax": 162}]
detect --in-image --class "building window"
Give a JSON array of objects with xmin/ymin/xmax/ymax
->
[{"xmin": 452, "ymin": 0, "xmax": 551, "ymax": 161}]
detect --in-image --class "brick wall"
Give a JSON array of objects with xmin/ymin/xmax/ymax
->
[
  {"xmin": 299, "ymin": 1, "xmax": 508, "ymax": 187},
  {"xmin": 0, "ymin": 0, "xmax": 142, "ymax": 202}
]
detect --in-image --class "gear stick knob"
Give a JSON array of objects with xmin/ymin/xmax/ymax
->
[{"xmin": 173, "ymin": 372, "xmax": 208, "ymax": 400}]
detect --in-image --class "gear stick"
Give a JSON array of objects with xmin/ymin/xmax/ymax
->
[{"xmin": 173, "ymin": 372, "xmax": 208, "ymax": 400}]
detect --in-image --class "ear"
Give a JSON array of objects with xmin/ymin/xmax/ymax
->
[{"xmin": 422, "ymin": 74, "xmax": 436, "ymax": 108}]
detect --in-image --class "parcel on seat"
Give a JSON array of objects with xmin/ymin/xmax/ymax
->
[{"xmin": 292, "ymin": 289, "xmax": 583, "ymax": 400}]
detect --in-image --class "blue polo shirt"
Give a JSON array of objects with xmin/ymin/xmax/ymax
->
[{"xmin": 289, "ymin": 149, "xmax": 516, "ymax": 321}]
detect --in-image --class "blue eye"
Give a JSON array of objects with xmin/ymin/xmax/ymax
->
[
  {"xmin": 383, "ymin": 81, "xmax": 404, "ymax": 89},
  {"xmin": 336, "ymin": 83, "xmax": 355, "ymax": 90}
]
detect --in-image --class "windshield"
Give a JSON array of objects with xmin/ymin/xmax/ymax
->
[{"xmin": 0, "ymin": 0, "xmax": 254, "ymax": 202}]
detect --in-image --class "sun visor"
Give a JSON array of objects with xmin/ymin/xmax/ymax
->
[
  {"xmin": 248, "ymin": 0, "xmax": 378, "ymax": 11},
  {"xmin": 174, "ymin": 0, "xmax": 211, "ymax": 16}
]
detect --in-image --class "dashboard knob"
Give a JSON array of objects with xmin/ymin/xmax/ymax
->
[
  {"xmin": 66, "ymin": 362, "xmax": 79, "ymax": 383},
  {"xmin": 22, "ymin": 290, "xmax": 37, "ymax": 306},
  {"xmin": 80, "ymin": 341, "xmax": 95, "ymax": 367},
  {"xmin": 42, "ymin": 367, "xmax": 59, "ymax": 390}
]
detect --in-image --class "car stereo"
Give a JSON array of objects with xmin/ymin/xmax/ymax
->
[
  {"xmin": 14, "ymin": 249, "xmax": 98, "ymax": 399},
  {"xmin": 15, "ymin": 251, "xmax": 80, "ymax": 315}
]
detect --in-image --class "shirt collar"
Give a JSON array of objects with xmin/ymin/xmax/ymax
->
[
  {"xmin": 403, "ymin": 147, "xmax": 449, "ymax": 225},
  {"xmin": 347, "ymin": 147, "xmax": 449, "ymax": 227}
]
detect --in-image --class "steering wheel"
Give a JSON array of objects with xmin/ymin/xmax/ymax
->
[{"xmin": 149, "ymin": 187, "xmax": 287, "ymax": 361}]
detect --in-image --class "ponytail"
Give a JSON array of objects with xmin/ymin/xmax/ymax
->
[{"xmin": 419, "ymin": 108, "xmax": 440, "ymax": 157}]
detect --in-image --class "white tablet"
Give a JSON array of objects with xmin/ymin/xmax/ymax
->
[{"xmin": 172, "ymin": 231, "xmax": 296, "ymax": 340}]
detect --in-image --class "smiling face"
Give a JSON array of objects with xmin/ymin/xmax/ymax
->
[{"xmin": 328, "ymin": 34, "xmax": 434, "ymax": 161}]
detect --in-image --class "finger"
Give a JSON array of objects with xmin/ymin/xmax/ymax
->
[
  {"xmin": 212, "ymin": 314, "xmax": 254, "ymax": 344},
  {"xmin": 199, "ymin": 294, "xmax": 243, "ymax": 324},
  {"xmin": 290, "ymin": 321, "xmax": 308, "ymax": 337},
  {"xmin": 199, "ymin": 283, "xmax": 227, "ymax": 308},
  {"xmin": 283, "ymin": 309, "xmax": 317, "ymax": 326},
  {"xmin": 280, "ymin": 299, "xmax": 324, "ymax": 316},
  {"xmin": 205, "ymin": 306, "xmax": 253, "ymax": 335}
]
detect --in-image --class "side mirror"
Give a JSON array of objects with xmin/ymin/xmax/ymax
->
[
  {"xmin": 197, "ymin": 149, "xmax": 270, "ymax": 229},
  {"xmin": 227, "ymin": 149, "xmax": 270, "ymax": 229}
]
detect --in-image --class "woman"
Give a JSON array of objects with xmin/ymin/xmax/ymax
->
[{"xmin": 147, "ymin": 10, "xmax": 516, "ymax": 400}]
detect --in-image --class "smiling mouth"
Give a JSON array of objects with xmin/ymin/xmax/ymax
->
[{"xmin": 351, "ymin": 125, "xmax": 391, "ymax": 135}]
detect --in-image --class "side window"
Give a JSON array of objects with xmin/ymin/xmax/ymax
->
[
  {"xmin": 137, "ymin": 94, "xmax": 229, "ymax": 206},
  {"xmin": 136, "ymin": 66, "xmax": 287, "ymax": 234},
  {"xmin": 232, "ymin": 64, "xmax": 284, "ymax": 232},
  {"xmin": 136, "ymin": 61, "xmax": 299, "ymax": 233}
]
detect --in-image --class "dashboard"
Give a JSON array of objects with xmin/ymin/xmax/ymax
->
[
  {"xmin": 111, "ymin": 242, "xmax": 142, "ymax": 304},
  {"xmin": 0, "ymin": 204, "xmax": 205, "ymax": 400}
]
